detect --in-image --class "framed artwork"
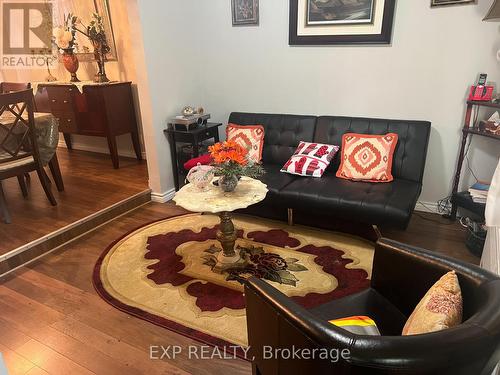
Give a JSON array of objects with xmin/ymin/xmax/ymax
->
[
  {"xmin": 53, "ymin": 0, "xmax": 117, "ymax": 61},
  {"xmin": 232, "ymin": 0, "xmax": 259, "ymax": 26},
  {"xmin": 431, "ymin": 0, "xmax": 476, "ymax": 6},
  {"xmin": 289, "ymin": 0, "xmax": 396, "ymax": 45}
]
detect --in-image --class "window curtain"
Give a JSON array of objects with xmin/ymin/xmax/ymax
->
[{"xmin": 481, "ymin": 158, "xmax": 500, "ymax": 375}]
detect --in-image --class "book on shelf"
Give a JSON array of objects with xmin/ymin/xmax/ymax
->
[{"xmin": 468, "ymin": 182, "xmax": 490, "ymax": 204}]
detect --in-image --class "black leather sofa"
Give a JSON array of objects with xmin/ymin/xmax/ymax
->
[
  {"xmin": 245, "ymin": 239, "xmax": 500, "ymax": 375},
  {"xmin": 229, "ymin": 112, "xmax": 431, "ymax": 229}
]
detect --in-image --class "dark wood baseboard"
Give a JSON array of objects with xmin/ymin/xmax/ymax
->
[{"xmin": 0, "ymin": 190, "xmax": 151, "ymax": 276}]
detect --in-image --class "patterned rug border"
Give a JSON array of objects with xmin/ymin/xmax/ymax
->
[
  {"xmin": 92, "ymin": 213, "xmax": 376, "ymax": 360},
  {"xmin": 92, "ymin": 213, "xmax": 251, "ymax": 359}
]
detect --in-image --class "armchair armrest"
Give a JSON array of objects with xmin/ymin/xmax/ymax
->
[
  {"xmin": 244, "ymin": 277, "xmax": 354, "ymax": 374},
  {"xmin": 371, "ymin": 238, "xmax": 492, "ymax": 317}
]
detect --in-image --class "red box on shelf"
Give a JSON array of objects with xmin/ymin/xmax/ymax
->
[{"xmin": 468, "ymin": 85, "xmax": 494, "ymax": 101}]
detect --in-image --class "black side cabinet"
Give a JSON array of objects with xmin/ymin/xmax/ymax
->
[{"xmin": 165, "ymin": 122, "xmax": 222, "ymax": 191}]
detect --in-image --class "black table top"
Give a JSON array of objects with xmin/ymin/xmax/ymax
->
[{"xmin": 164, "ymin": 122, "xmax": 222, "ymax": 134}]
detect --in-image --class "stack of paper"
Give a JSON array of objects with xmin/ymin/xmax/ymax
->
[{"xmin": 468, "ymin": 182, "xmax": 490, "ymax": 204}]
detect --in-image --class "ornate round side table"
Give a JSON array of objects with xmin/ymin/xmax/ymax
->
[{"xmin": 173, "ymin": 177, "xmax": 268, "ymax": 273}]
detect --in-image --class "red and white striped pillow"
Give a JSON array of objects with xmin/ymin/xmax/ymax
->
[{"xmin": 281, "ymin": 141, "xmax": 339, "ymax": 178}]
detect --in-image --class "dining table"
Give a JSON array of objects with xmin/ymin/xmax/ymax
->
[{"xmin": 0, "ymin": 111, "xmax": 64, "ymax": 191}]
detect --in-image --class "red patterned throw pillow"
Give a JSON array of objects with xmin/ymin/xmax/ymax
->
[
  {"xmin": 336, "ymin": 133, "xmax": 398, "ymax": 183},
  {"xmin": 226, "ymin": 123, "xmax": 265, "ymax": 163},
  {"xmin": 281, "ymin": 141, "xmax": 340, "ymax": 178}
]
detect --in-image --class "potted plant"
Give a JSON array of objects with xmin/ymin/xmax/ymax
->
[{"xmin": 209, "ymin": 140, "xmax": 265, "ymax": 192}]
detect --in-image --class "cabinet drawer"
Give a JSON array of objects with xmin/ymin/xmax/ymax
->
[
  {"xmin": 46, "ymin": 87, "xmax": 75, "ymax": 111},
  {"xmin": 49, "ymin": 96, "xmax": 73, "ymax": 111},
  {"xmin": 55, "ymin": 113, "xmax": 78, "ymax": 133}
]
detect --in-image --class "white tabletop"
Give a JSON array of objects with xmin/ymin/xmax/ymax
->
[{"xmin": 173, "ymin": 176, "xmax": 268, "ymax": 213}]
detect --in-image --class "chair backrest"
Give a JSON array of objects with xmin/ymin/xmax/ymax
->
[
  {"xmin": 0, "ymin": 90, "xmax": 39, "ymax": 168},
  {"xmin": 0, "ymin": 82, "xmax": 31, "ymax": 94}
]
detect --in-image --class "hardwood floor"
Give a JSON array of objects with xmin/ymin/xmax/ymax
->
[
  {"xmin": 0, "ymin": 202, "xmax": 477, "ymax": 375},
  {"xmin": 0, "ymin": 148, "xmax": 148, "ymax": 256},
  {"xmin": 381, "ymin": 211, "xmax": 479, "ymax": 265}
]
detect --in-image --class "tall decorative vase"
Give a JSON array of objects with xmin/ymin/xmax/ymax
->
[
  {"xmin": 61, "ymin": 49, "xmax": 80, "ymax": 82},
  {"xmin": 92, "ymin": 41, "xmax": 109, "ymax": 83}
]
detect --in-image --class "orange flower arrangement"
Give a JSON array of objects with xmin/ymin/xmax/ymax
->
[
  {"xmin": 209, "ymin": 140, "xmax": 248, "ymax": 166},
  {"xmin": 208, "ymin": 140, "xmax": 264, "ymax": 185}
]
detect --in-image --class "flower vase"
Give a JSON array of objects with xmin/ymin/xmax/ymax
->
[
  {"xmin": 61, "ymin": 49, "xmax": 80, "ymax": 82},
  {"xmin": 220, "ymin": 175, "xmax": 238, "ymax": 192}
]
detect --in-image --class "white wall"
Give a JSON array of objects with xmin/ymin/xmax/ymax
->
[
  {"xmin": 189, "ymin": 0, "xmax": 500, "ymax": 205},
  {"xmin": 135, "ymin": 0, "xmax": 203, "ymax": 197}
]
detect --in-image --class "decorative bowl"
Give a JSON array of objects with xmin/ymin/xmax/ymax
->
[{"xmin": 186, "ymin": 163, "xmax": 215, "ymax": 190}]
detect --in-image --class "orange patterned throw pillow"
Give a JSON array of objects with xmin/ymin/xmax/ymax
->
[
  {"xmin": 402, "ymin": 271, "xmax": 463, "ymax": 336},
  {"xmin": 336, "ymin": 133, "xmax": 398, "ymax": 183},
  {"xmin": 226, "ymin": 124, "xmax": 265, "ymax": 163}
]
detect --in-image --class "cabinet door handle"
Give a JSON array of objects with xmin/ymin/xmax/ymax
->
[
  {"xmin": 67, "ymin": 119, "xmax": 72, "ymax": 123},
  {"xmin": 63, "ymin": 100, "xmax": 68, "ymax": 104},
  {"xmin": 51, "ymin": 99, "xmax": 56, "ymax": 103}
]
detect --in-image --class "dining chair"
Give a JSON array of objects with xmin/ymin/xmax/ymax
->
[
  {"xmin": 0, "ymin": 82, "xmax": 32, "ymax": 194},
  {"xmin": 0, "ymin": 82, "xmax": 31, "ymax": 93},
  {"xmin": 0, "ymin": 82, "xmax": 65, "ymax": 194},
  {"xmin": 0, "ymin": 89, "xmax": 57, "ymax": 223}
]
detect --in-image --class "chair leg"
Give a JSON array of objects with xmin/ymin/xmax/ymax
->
[
  {"xmin": 287, "ymin": 208, "xmax": 294, "ymax": 226},
  {"xmin": 36, "ymin": 167, "xmax": 57, "ymax": 206},
  {"xmin": 48, "ymin": 154, "xmax": 64, "ymax": 192},
  {"xmin": 0, "ymin": 182, "xmax": 12, "ymax": 224},
  {"xmin": 17, "ymin": 175, "xmax": 28, "ymax": 198}
]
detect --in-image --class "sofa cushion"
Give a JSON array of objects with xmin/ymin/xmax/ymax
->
[
  {"xmin": 257, "ymin": 164, "xmax": 297, "ymax": 199},
  {"xmin": 310, "ymin": 288, "xmax": 407, "ymax": 336},
  {"xmin": 280, "ymin": 175, "xmax": 421, "ymax": 228},
  {"xmin": 314, "ymin": 116, "xmax": 431, "ymax": 183},
  {"xmin": 228, "ymin": 112, "xmax": 317, "ymax": 166}
]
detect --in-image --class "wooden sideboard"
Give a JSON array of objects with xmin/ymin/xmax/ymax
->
[{"xmin": 35, "ymin": 81, "xmax": 142, "ymax": 169}]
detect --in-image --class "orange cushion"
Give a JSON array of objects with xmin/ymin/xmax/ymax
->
[
  {"xmin": 402, "ymin": 271, "xmax": 463, "ymax": 336},
  {"xmin": 226, "ymin": 123, "xmax": 265, "ymax": 163},
  {"xmin": 336, "ymin": 133, "xmax": 398, "ymax": 183}
]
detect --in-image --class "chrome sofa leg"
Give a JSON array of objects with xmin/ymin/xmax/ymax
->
[{"xmin": 287, "ymin": 208, "xmax": 294, "ymax": 226}]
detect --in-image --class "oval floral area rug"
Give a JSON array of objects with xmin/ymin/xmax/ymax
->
[{"xmin": 93, "ymin": 214, "xmax": 374, "ymax": 352}]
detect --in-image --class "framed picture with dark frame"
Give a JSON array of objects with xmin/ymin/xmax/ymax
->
[
  {"xmin": 431, "ymin": 0, "xmax": 476, "ymax": 6},
  {"xmin": 289, "ymin": 0, "xmax": 396, "ymax": 45},
  {"xmin": 232, "ymin": 0, "xmax": 259, "ymax": 26}
]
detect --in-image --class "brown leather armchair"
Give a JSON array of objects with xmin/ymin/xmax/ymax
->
[{"xmin": 244, "ymin": 238, "xmax": 500, "ymax": 375}]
